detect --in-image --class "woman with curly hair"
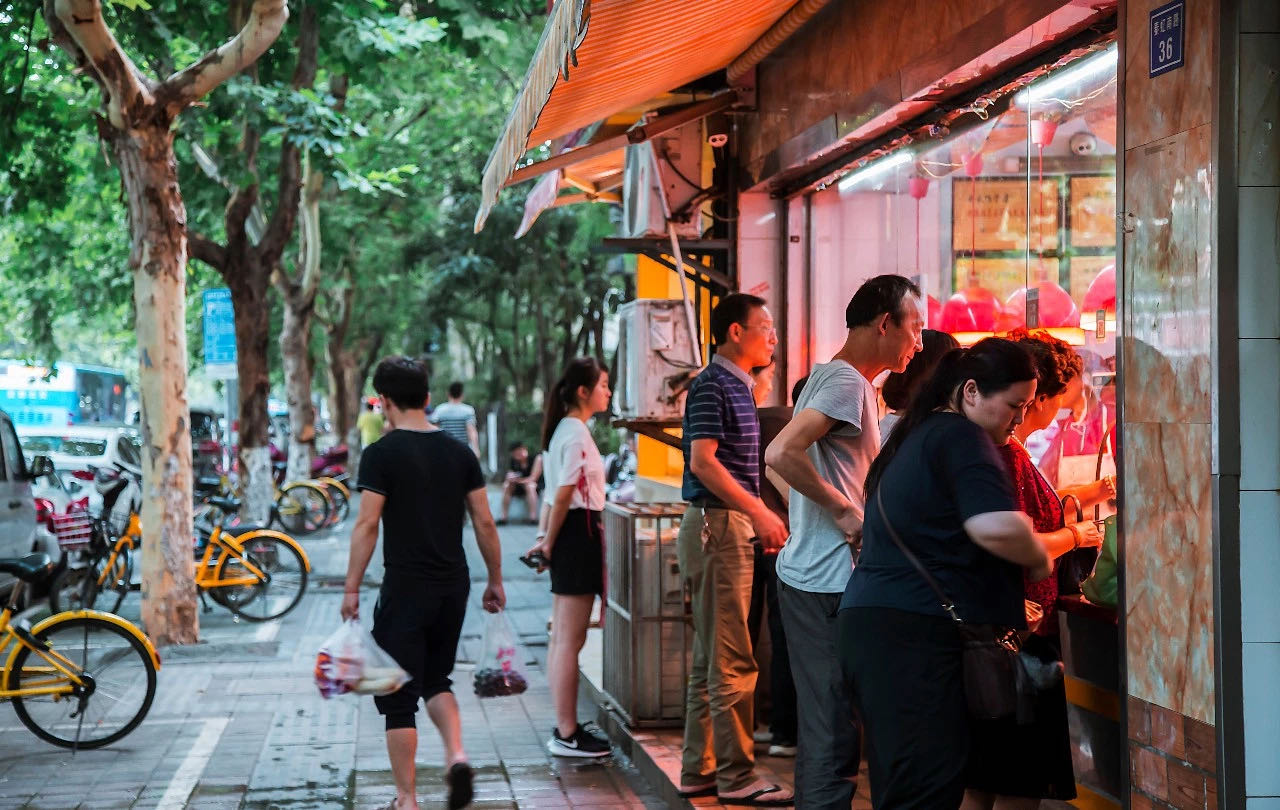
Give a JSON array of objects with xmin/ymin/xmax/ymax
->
[{"xmin": 962, "ymin": 329, "xmax": 1103, "ymax": 810}]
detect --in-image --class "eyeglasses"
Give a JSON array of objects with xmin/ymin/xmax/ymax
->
[{"xmin": 741, "ymin": 323, "xmax": 778, "ymax": 336}]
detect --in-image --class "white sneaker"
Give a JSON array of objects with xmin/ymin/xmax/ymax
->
[
  {"xmin": 768, "ymin": 741, "xmax": 797, "ymax": 758},
  {"xmin": 752, "ymin": 729, "xmax": 774, "ymax": 744}
]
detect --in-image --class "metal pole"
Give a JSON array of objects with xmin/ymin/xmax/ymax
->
[{"xmin": 646, "ymin": 142, "xmax": 704, "ymax": 367}]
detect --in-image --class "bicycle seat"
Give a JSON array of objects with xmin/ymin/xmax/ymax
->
[
  {"xmin": 208, "ymin": 496, "xmax": 242, "ymax": 513},
  {"xmin": 0, "ymin": 553, "xmax": 55, "ymax": 583}
]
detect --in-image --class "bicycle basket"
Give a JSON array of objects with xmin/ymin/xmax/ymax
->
[{"xmin": 51, "ymin": 512, "xmax": 94, "ymax": 551}]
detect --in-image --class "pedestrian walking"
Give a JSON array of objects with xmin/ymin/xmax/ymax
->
[
  {"xmin": 838, "ymin": 338, "xmax": 1051, "ymax": 810},
  {"xmin": 747, "ymin": 362, "xmax": 798, "ymax": 759},
  {"xmin": 357, "ymin": 399, "xmax": 385, "ymax": 449},
  {"xmin": 524, "ymin": 357, "xmax": 613, "ymax": 758},
  {"xmin": 431, "ymin": 381, "xmax": 480, "ymax": 455},
  {"xmin": 962, "ymin": 329, "xmax": 1101, "ymax": 810},
  {"xmin": 341, "ymin": 357, "xmax": 506, "ymax": 810},
  {"xmin": 675, "ymin": 293, "xmax": 792, "ymax": 806},
  {"xmin": 764, "ymin": 274, "xmax": 923, "ymax": 809}
]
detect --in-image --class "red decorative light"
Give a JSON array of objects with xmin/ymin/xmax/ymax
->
[
  {"xmin": 1001, "ymin": 280, "xmax": 1082, "ymax": 329},
  {"xmin": 1083, "ymin": 263, "xmax": 1116, "ymax": 313},
  {"xmin": 940, "ymin": 284, "xmax": 1002, "ymax": 333}
]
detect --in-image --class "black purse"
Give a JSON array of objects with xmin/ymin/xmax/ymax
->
[{"xmin": 874, "ymin": 487, "xmax": 1035, "ymax": 723}]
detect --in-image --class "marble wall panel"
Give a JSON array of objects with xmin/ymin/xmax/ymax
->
[
  {"xmin": 1123, "ymin": 0, "xmax": 1215, "ymax": 150},
  {"xmin": 1122, "ymin": 125, "xmax": 1214, "ymax": 425},
  {"xmin": 1123, "ymin": 421, "xmax": 1216, "ymax": 724},
  {"xmin": 1239, "ymin": 34, "xmax": 1280, "ymax": 187}
]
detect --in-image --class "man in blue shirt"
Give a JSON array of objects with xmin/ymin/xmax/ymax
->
[{"xmin": 676, "ymin": 293, "xmax": 791, "ymax": 806}]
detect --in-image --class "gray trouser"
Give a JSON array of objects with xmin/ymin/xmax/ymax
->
[{"xmin": 779, "ymin": 580, "xmax": 861, "ymax": 809}]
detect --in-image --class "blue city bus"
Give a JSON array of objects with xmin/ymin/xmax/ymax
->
[{"xmin": 0, "ymin": 361, "xmax": 129, "ymax": 426}]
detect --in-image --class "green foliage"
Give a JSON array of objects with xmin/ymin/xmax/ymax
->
[{"xmin": 3, "ymin": 0, "xmax": 630, "ymax": 422}]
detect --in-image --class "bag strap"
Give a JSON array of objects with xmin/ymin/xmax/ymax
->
[{"xmin": 874, "ymin": 486, "xmax": 964, "ymax": 624}]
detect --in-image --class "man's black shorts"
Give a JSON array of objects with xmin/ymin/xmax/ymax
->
[{"xmin": 371, "ymin": 572, "xmax": 470, "ymax": 729}]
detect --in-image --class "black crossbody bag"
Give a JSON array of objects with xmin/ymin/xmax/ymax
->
[{"xmin": 874, "ymin": 487, "xmax": 1034, "ymax": 723}]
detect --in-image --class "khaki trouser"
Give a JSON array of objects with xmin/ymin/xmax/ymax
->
[{"xmin": 676, "ymin": 505, "xmax": 758, "ymax": 792}]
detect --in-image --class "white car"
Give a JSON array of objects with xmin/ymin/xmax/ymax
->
[{"xmin": 17, "ymin": 425, "xmax": 143, "ymax": 515}]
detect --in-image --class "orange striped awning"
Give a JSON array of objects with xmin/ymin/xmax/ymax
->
[{"xmin": 476, "ymin": 0, "xmax": 800, "ymax": 231}]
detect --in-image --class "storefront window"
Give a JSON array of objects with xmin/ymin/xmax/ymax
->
[{"xmin": 803, "ymin": 43, "xmax": 1118, "ymax": 490}]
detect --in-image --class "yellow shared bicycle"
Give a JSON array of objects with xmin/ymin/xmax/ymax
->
[
  {"xmin": 0, "ymin": 554, "xmax": 159, "ymax": 749},
  {"xmin": 54, "ymin": 509, "xmax": 311, "ymax": 622}
]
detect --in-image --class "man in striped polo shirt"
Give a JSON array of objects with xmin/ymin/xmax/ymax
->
[{"xmin": 676, "ymin": 294, "xmax": 792, "ymax": 807}]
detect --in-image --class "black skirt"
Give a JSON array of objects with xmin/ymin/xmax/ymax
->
[
  {"xmin": 549, "ymin": 508, "xmax": 604, "ymax": 596},
  {"xmin": 965, "ymin": 633, "xmax": 1077, "ymax": 800}
]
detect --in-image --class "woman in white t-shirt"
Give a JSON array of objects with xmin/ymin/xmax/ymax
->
[{"xmin": 526, "ymin": 357, "xmax": 611, "ymax": 758}]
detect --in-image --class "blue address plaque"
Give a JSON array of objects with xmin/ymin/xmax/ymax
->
[
  {"xmin": 1149, "ymin": 0, "xmax": 1185, "ymax": 78},
  {"xmin": 202, "ymin": 287, "xmax": 237, "ymax": 369}
]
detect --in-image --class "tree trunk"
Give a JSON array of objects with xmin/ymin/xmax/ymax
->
[
  {"xmin": 114, "ymin": 126, "xmax": 199, "ymax": 646},
  {"xmin": 226, "ymin": 263, "xmax": 274, "ymax": 524},
  {"xmin": 280, "ymin": 301, "xmax": 314, "ymax": 482}
]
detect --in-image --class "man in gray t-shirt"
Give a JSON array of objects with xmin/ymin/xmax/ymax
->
[{"xmin": 764, "ymin": 275, "xmax": 923, "ymax": 810}]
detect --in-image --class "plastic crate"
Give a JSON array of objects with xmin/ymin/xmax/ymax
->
[{"xmin": 51, "ymin": 512, "xmax": 94, "ymax": 551}]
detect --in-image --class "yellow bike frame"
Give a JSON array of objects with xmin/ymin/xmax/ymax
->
[
  {"xmin": 100, "ymin": 513, "xmax": 311, "ymax": 592},
  {"xmin": 195, "ymin": 526, "xmax": 312, "ymax": 589},
  {"xmin": 0, "ymin": 603, "xmax": 160, "ymax": 699}
]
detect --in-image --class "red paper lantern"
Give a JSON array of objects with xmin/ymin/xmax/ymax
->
[
  {"xmin": 940, "ymin": 285, "xmax": 1002, "ymax": 333},
  {"xmin": 1002, "ymin": 280, "xmax": 1082, "ymax": 329}
]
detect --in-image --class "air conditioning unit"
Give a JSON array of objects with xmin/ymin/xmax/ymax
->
[
  {"xmin": 622, "ymin": 122, "xmax": 705, "ymax": 240},
  {"xmin": 615, "ymin": 300, "xmax": 700, "ymax": 420}
]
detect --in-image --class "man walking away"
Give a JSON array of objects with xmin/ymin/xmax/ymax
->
[
  {"xmin": 357, "ymin": 399, "xmax": 385, "ymax": 450},
  {"xmin": 765, "ymin": 275, "xmax": 923, "ymax": 809},
  {"xmin": 677, "ymin": 294, "xmax": 793, "ymax": 807},
  {"xmin": 342, "ymin": 357, "xmax": 506, "ymax": 810},
  {"xmin": 431, "ymin": 382, "xmax": 480, "ymax": 456}
]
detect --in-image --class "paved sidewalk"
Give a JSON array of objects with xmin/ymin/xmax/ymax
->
[{"xmin": 0, "ymin": 490, "xmax": 664, "ymax": 809}]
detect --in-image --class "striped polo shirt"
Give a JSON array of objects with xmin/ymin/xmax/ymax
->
[{"xmin": 681, "ymin": 354, "xmax": 760, "ymax": 502}]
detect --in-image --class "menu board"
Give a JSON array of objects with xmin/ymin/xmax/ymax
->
[
  {"xmin": 952, "ymin": 178, "xmax": 1059, "ymax": 252},
  {"xmin": 953, "ymin": 257, "xmax": 1061, "ymax": 303},
  {"xmin": 1070, "ymin": 255, "xmax": 1115, "ymax": 304},
  {"xmin": 1069, "ymin": 176, "xmax": 1117, "ymax": 247}
]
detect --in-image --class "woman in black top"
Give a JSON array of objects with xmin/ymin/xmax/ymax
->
[{"xmin": 837, "ymin": 338, "xmax": 1052, "ymax": 810}]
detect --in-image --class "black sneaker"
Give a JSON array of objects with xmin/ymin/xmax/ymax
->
[{"xmin": 546, "ymin": 722, "xmax": 612, "ymax": 758}]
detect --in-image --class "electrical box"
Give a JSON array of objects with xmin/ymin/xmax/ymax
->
[
  {"xmin": 622, "ymin": 121, "xmax": 705, "ymax": 240},
  {"xmin": 615, "ymin": 299, "xmax": 699, "ymax": 420}
]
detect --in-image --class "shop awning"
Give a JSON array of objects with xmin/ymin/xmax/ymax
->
[
  {"xmin": 514, "ymin": 147, "xmax": 624, "ymax": 238},
  {"xmin": 476, "ymin": 0, "xmax": 801, "ymax": 232}
]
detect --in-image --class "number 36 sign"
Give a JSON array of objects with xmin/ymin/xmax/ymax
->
[{"xmin": 1150, "ymin": 0, "xmax": 1185, "ymax": 78}]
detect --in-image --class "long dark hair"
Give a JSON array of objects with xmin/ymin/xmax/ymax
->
[
  {"xmin": 541, "ymin": 357, "xmax": 606, "ymax": 450},
  {"xmin": 865, "ymin": 337, "xmax": 1036, "ymax": 498},
  {"xmin": 881, "ymin": 329, "xmax": 960, "ymax": 411}
]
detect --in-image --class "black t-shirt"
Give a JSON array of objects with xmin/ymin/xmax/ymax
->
[
  {"xmin": 840, "ymin": 412, "xmax": 1024, "ymax": 627},
  {"xmin": 357, "ymin": 429, "xmax": 485, "ymax": 584}
]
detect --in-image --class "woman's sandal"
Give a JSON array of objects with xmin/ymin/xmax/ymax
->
[{"xmin": 718, "ymin": 782, "xmax": 795, "ymax": 806}]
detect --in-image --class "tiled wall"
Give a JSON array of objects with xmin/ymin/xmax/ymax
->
[
  {"xmin": 1234, "ymin": 0, "xmax": 1280, "ymax": 803},
  {"xmin": 1120, "ymin": 0, "xmax": 1217, "ymax": 728}
]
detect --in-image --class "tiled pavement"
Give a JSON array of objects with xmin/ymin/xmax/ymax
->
[{"xmin": 0, "ymin": 490, "xmax": 666, "ymax": 809}]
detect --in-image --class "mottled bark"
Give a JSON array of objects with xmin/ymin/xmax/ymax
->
[{"xmin": 44, "ymin": 0, "xmax": 288, "ymax": 645}]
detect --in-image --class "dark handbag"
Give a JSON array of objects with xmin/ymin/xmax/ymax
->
[
  {"xmin": 1056, "ymin": 494, "xmax": 1097, "ymax": 595},
  {"xmin": 874, "ymin": 488, "xmax": 1034, "ymax": 723}
]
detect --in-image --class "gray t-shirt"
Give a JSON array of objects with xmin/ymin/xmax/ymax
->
[
  {"xmin": 430, "ymin": 401, "xmax": 476, "ymax": 448},
  {"xmin": 775, "ymin": 361, "xmax": 880, "ymax": 594}
]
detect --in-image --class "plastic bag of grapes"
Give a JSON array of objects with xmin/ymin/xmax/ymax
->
[{"xmin": 473, "ymin": 610, "xmax": 528, "ymax": 698}]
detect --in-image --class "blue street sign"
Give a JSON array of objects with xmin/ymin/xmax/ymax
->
[
  {"xmin": 1149, "ymin": 0, "xmax": 1185, "ymax": 78},
  {"xmin": 202, "ymin": 288, "xmax": 237, "ymax": 373}
]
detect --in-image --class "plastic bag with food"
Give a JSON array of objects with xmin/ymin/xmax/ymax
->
[
  {"xmin": 315, "ymin": 619, "xmax": 410, "ymax": 698},
  {"xmin": 473, "ymin": 610, "xmax": 528, "ymax": 698}
]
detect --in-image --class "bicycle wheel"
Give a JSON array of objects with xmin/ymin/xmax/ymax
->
[
  {"xmin": 275, "ymin": 482, "xmax": 329, "ymax": 535},
  {"xmin": 321, "ymin": 482, "xmax": 350, "ymax": 527},
  {"xmin": 48, "ymin": 564, "xmax": 98, "ymax": 614},
  {"xmin": 210, "ymin": 535, "xmax": 308, "ymax": 621},
  {"xmin": 10, "ymin": 616, "xmax": 157, "ymax": 749}
]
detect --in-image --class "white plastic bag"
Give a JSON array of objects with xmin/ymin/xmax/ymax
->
[
  {"xmin": 473, "ymin": 611, "xmax": 528, "ymax": 698},
  {"xmin": 315, "ymin": 619, "xmax": 409, "ymax": 698}
]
